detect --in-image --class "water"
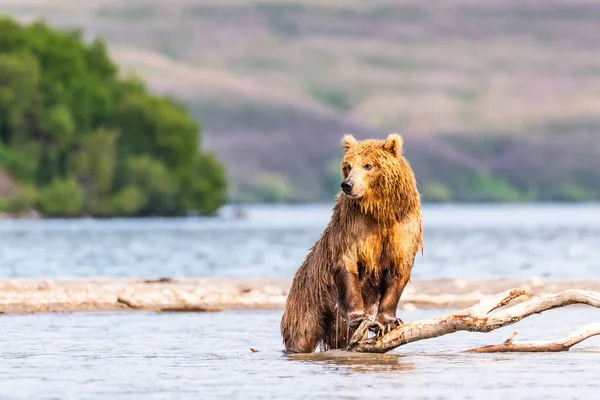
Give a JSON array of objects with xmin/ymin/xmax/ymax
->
[
  {"xmin": 2, "ymin": 308, "xmax": 600, "ymax": 399},
  {"xmin": 1, "ymin": 203, "xmax": 600, "ymax": 279},
  {"xmin": 2, "ymin": 204, "xmax": 600, "ymax": 398}
]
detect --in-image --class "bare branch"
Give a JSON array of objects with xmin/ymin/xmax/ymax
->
[
  {"xmin": 465, "ymin": 323, "xmax": 600, "ymax": 353},
  {"xmin": 467, "ymin": 289, "xmax": 527, "ymax": 315},
  {"xmin": 351, "ymin": 289, "xmax": 600, "ymax": 353},
  {"xmin": 504, "ymin": 331, "xmax": 518, "ymax": 343}
]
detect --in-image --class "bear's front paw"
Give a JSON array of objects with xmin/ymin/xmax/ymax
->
[
  {"xmin": 348, "ymin": 314, "xmax": 378, "ymax": 347},
  {"xmin": 347, "ymin": 311, "xmax": 368, "ymax": 329},
  {"xmin": 374, "ymin": 313, "xmax": 403, "ymax": 335}
]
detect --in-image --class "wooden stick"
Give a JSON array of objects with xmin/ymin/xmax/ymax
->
[
  {"xmin": 465, "ymin": 324, "xmax": 600, "ymax": 353},
  {"xmin": 351, "ymin": 289, "xmax": 600, "ymax": 353}
]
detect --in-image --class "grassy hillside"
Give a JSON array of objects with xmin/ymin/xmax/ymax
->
[{"xmin": 2, "ymin": 0, "xmax": 600, "ymax": 202}]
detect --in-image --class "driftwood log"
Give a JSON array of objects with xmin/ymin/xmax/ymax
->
[{"xmin": 350, "ymin": 288, "xmax": 600, "ymax": 354}]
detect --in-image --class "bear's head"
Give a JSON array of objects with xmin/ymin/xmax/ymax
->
[{"xmin": 340, "ymin": 133, "xmax": 419, "ymax": 216}]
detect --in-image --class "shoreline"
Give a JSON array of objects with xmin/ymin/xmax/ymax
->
[
  {"xmin": 1, "ymin": 277, "xmax": 599, "ymax": 315},
  {"xmin": 3, "ymin": 202, "xmax": 600, "ymax": 221}
]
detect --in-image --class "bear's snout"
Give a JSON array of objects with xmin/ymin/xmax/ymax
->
[{"xmin": 341, "ymin": 181, "xmax": 353, "ymax": 194}]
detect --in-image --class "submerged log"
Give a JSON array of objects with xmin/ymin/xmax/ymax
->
[{"xmin": 351, "ymin": 289, "xmax": 600, "ymax": 354}]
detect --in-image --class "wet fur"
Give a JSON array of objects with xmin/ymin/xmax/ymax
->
[{"xmin": 280, "ymin": 133, "xmax": 423, "ymax": 353}]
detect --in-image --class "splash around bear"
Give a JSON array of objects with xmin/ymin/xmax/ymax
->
[{"xmin": 280, "ymin": 133, "xmax": 423, "ymax": 353}]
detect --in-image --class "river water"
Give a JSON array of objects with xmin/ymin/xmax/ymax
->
[
  {"xmin": 2, "ymin": 308, "xmax": 600, "ymax": 399},
  {"xmin": 1, "ymin": 203, "xmax": 600, "ymax": 279},
  {"xmin": 1, "ymin": 204, "xmax": 600, "ymax": 399}
]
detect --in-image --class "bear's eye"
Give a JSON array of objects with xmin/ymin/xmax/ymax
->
[{"xmin": 363, "ymin": 163, "xmax": 373, "ymax": 171}]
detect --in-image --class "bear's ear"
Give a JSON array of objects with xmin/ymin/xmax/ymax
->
[
  {"xmin": 383, "ymin": 133, "xmax": 404, "ymax": 157},
  {"xmin": 341, "ymin": 134, "xmax": 358, "ymax": 153}
]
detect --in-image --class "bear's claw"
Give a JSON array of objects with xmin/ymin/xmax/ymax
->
[
  {"xmin": 347, "ymin": 315, "xmax": 405, "ymax": 348},
  {"xmin": 348, "ymin": 315, "xmax": 376, "ymax": 346},
  {"xmin": 347, "ymin": 312, "xmax": 368, "ymax": 329},
  {"xmin": 372, "ymin": 317, "xmax": 403, "ymax": 336},
  {"xmin": 367, "ymin": 320, "xmax": 386, "ymax": 335}
]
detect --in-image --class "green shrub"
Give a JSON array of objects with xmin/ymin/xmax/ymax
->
[
  {"xmin": 180, "ymin": 153, "xmax": 228, "ymax": 215},
  {"xmin": 250, "ymin": 173, "xmax": 294, "ymax": 203},
  {"xmin": 94, "ymin": 185, "xmax": 144, "ymax": 217},
  {"xmin": 0, "ymin": 52, "xmax": 42, "ymax": 142},
  {"xmin": 70, "ymin": 129, "xmax": 118, "ymax": 211},
  {"xmin": 38, "ymin": 178, "xmax": 84, "ymax": 217},
  {"xmin": 4, "ymin": 185, "xmax": 39, "ymax": 214},
  {"xmin": 111, "ymin": 185, "xmax": 145, "ymax": 216},
  {"xmin": 321, "ymin": 158, "xmax": 342, "ymax": 200},
  {"xmin": 459, "ymin": 172, "xmax": 523, "ymax": 202},
  {"xmin": 42, "ymin": 104, "xmax": 76, "ymax": 148},
  {"xmin": 308, "ymin": 87, "xmax": 351, "ymax": 111},
  {"xmin": 554, "ymin": 183, "xmax": 595, "ymax": 202},
  {"xmin": 422, "ymin": 182, "xmax": 452, "ymax": 203},
  {"xmin": 0, "ymin": 143, "xmax": 38, "ymax": 182},
  {"xmin": 124, "ymin": 155, "xmax": 177, "ymax": 214}
]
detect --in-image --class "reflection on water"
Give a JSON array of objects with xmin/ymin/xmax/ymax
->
[
  {"xmin": 290, "ymin": 350, "xmax": 415, "ymax": 373},
  {"xmin": 1, "ymin": 203, "xmax": 600, "ymax": 279},
  {"xmin": 3, "ymin": 308, "xmax": 600, "ymax": 399}
]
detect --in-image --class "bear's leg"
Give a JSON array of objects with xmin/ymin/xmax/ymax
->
[
  {"xmin": 322, "ymin": 308, "xmax": 349, "ymax": 350},
  {"xmin": 284, "ymin": 332, "xmax": 321, "ymax": 354},
  {"xmin": 361, "ymin": 276, "xmax": 381, "ymax": 317},
  {"xmin": 336, "ymin": 267, "xmax": 366, "ymax": 328},
  {"xmin": 282, "ymin": 311, "xmax": 325, "ymax": 354},
  {"xmin": 375, "ymin": 270, "xmax": 411, "ymax": 333}
]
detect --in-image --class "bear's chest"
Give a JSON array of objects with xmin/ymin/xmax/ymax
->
[{"xmin": 356, "ymin": 225, "xmax": 405, "ymax": 272}]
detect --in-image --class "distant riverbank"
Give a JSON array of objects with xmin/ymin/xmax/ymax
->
[{"xmin": 2, "ymin": 277, "xmax": 599, "ymax": 315}]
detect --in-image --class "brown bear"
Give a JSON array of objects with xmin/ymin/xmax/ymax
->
[{"xmin": 280, "ymin": 133, "xmax": 423, "ymax": 353}]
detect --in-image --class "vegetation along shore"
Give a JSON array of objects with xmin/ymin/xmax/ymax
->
[{"xmin": 0, "ymin": 18, "xmax": 226, "ymax": 219}]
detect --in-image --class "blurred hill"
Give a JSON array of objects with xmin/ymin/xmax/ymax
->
[{"xmin": 2, "ymin": 0, "xmax": 600, "ymax": 202}]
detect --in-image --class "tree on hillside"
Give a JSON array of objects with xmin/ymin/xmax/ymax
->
[{"xmin": 0, "ymin": 17, "xmax": 226, "ymax": 217}]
